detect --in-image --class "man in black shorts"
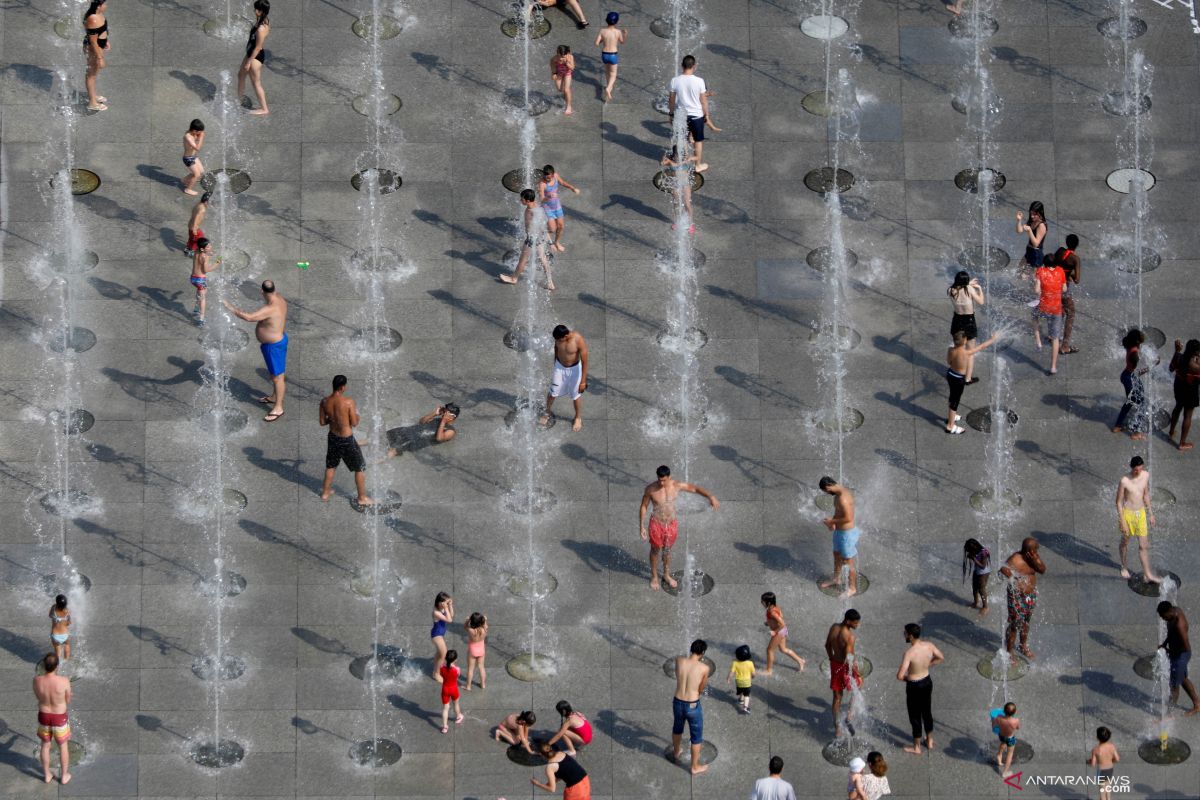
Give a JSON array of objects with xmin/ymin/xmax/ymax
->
[
  {"xmin": 319, "ymin": 375, "xmax": 372, "ymax": 506},
  {"xmin": 668, "ymin": 55, "xmax": 712, "ymax": 173}
]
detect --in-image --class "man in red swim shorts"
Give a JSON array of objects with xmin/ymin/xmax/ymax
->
[
  {"xmin": 33, "ymin": 653, "xmax": 72, "ymax": 785},
  {"xmin": 825, "ymin": 609, "xmax": 863, "ymax": 738},
  {"xmin": 638, "ymin": 465, "xmax": 719, "ymax": 591}
]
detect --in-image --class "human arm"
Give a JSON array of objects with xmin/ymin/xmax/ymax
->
[
  {"xmin": 318, "ymin": 398, "xmax": 329, "ymax": 427},
  {"xmin": 532, "ymin": 763, "xmax": 557, "ymax": 792},
  {"xmin": 1144, "ymin": 481, "xmax": 1155, "ymax": 527},
  {"xmin": 697, "ymin": 667, "xmax": 710, "ymax": 695},
  {"xmin": 1088, "ymin": 747, "xmax": 1097, "ymax": 767},
  {"xmin": 1180, "ymin": 615, "xmax": 1191, "ymax": 652},
  {"xmin": 1024, "ymin": 550, "xmax": 1047, "ymax": 575},
  {"xmin": 896, "ymin": 650, "xmax": 911, "ymax": 681},
  {"xmin": 418, "ymin": 406, "xmax": 445, "ymax": 425},
  {"xmin": 700, "ymin": 84, "xmax": 710, "ymax": 119},
  {"xmin": 968, "ymin": 280, "xmax": 985, "ymax": 306},
  {"xmin": 965, "ymin": 333, "xmax": 1001, "ymax": 356},
  {"xmin": 1116, "ymin": 482, "xmax": 1127, "ymax": 531},
  {"xmin": 520, "ymin": 724, "xmax": 535, "ymax": 753},
  {"xmin": 594, "ymin": 31, "xmax": 603, "ymax": 47},
  {"xmin": 681, "ymin": 482, "xmax": 719, "ymax": 510},
  {"xmin": 638, "ymin": 488, "xmax": 651, "ymax": 540},
  {"xmin": 558, "ymin": 176, "xmax": 581, "ymax": 194},
  {"xmin": 222, "ymin": 301, "xmax": 272, "ymax": 321},
  {"xmin": 825, "ymin": 627, "xmax": 836, "ymax": 660},
  {"xmin": 1028, "ymin": 222, "xmax": 1046, "ymax": 247},
  {"xmin": 545, "ymin": 719, "xmax": 570, "ymax": 746},
  {"xmin": 930, "ymin": 644, "xmax": 945, "ymax": 666},
  {"xmin": 668, "ymin": 89, "xmax": 677, "ymax": 115},
  {"xmin": 435, "ymin": 412, "xmax": 455, "ymax": 443},
  {"xmin": 576, "ymin": 336, "xmax": 588, "ymax": 389}
]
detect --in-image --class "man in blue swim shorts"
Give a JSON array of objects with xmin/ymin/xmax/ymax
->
[
  {"xmin": 818, "ymin": 476, "xmax": 861, "ymax": 598},
  {"xmin": 225, "ymin": 279, "xmax": 289, "ymax": 422}
]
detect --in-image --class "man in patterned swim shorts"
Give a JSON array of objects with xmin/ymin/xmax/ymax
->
[
  {"xmin": 638, "ymin": 465, "xmax": 719, "ymax": 591},
  {"xmin": 1000, "ymin": 537, "xmax": 1046, "ymax": 665},
  {"xmin": 33, "ymin": 652, "xmax": 72, "ymax": 785}
]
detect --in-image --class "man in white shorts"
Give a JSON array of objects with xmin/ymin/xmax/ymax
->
[{"xmin": 542, "ymin": 324, "xmax": 589, "ymax": 431}]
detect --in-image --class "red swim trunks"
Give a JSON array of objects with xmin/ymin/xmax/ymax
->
[
  {"xmin": 37, "ymin": 711, "xmax": 71, "ymax": 743},
  {"xmin": 648, "ymin": 518, "xmax": 678, "ymax": 550},
  {"xmin": 186, "ymin": 228, "xmax": 205, "ymax": 252},
  {"xmin": 829, "ymin": 660, "xmax": 863, "ymax": 692}
]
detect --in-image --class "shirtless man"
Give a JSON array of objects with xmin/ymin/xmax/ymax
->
[
  {"xmin": 318, "ymin": 375, "xmax": 372, "ymax": 506},
  {"xmin": 185, "ymin": 191, "xmax": 210, "ymax": 255},
  {"xmin": 1116, "ymin": 455, "xmax": 1158, "ymax": 582},
  {"xmin": 34, "ymin": 653, "xmax": 72, "ymax": 785},
  {"xmin": 639, "ymin": 465, "xmax": 719, "ymax": 590},
  {"xmin": 225, "ymin": 279, "xmax": 288, "ymax": 421},
  {"xmin": 818, "ymin": 477, "xmax": 860, "ymax": 598},
  {"xmin": 670, "ymin": 639, "xmax": 710, "ymax": 775},
  {"xmin": 1157, "ymin": 602, "xmax": 1200, "ymax": 714},
  {"xmin": 385, "ymin": 404, "xmax": 458, "ymax": 458},
  {"xmin": 895, "ymin": 623, "xmax": 944, "ymax": 754},
  {"xmin": 543, "ymin": 324, "xmax": 588, "ymax": 431},
  {"xmin": 1000, "ymin": 537, "xmax": 1047, "ymax": 663},
  {"xmin": 825, "ymin": 609, "xmax": 862, "ymax": 738}
]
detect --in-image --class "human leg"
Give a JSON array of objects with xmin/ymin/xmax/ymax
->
[
  {"xmin": 904, "ymin": 681, "xmax": 924, "ymax": 752},
  {"xmin": 648, "ymin": 546, "xmax": 662, "ymax": 590},
  {"xmin": 432, "ymin": 636, "xmax": 447, "ymax": 680},
  {"xmin": 778, "ymin": 634, "xmax": 806, "ymax": 669},
  {"xmin": 248, "ymin": 61, "xmax": 269, "ymax": 114},
  {"xmin": 1138, "ymin": 536, "xmax": 1159, "ymax": 582},
  {"xmin": 831, "ymin": 689, "xmax": 844, "ymax": 736},
  {"xmin": 764, "ymin": 633, "xmax": 779, "ymax": 674},
  {"xmin": 441, "ymin": 701, "xmax": 450, "ymax": 732},
  {"xmin": 571, "ymin": 397, "xmax": 583, "ymax": 431},
  {"xmin": 58, "ymin": 739, "xmax": 70, "ymax": 783},
  {"xmin": 1118, "ymin": 533, "xmax": 1131, "ymax": 578},
  {"xmin": 40, "ymin": 739, "xmax": 52, "ymax": 783},
  {"xmin": 1060, "ymin": 296, "xmax": 1076, "ymax": 351},
  {"xmin": 237, "ymin": 60, "xmax": 249, "ymax": 102},
  {"xmin": 1114, "ymin": 371, "xmax": 1134, "ymax": 431},
  {"xmin": 1181, "ymin": 408, "xmax": 1195, "ymax": 449},
  {"xmin": 562, "ymin": 74, "xmax": 573, "ymax": 114},
  {"xmin": 320, "ymin": 467, "xmax": 336, "ymax": 501}
]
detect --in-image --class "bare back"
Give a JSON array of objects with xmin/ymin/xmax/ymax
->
[
  {"xmin": 188, "ymin": 202, "xmax": 207, "ymax": 230},
  {"xmin": 33, "ymin": 674, "xmax": 70, "ymax": 713},
  {"xmin": 903, "ymin": 641, "xmax": 937, "ymax": 680},
  {"xmin": 596, "ymin": 26, "xmax": 624, "ymax": 50},
  {"xmin": 321, "ymin": 392, "xmax": 357, "ymax": 437},
  {"xmin": 826, "ymin": 623, "xmax": 855, "ymax": 662},
  {"xmin": 674, "ymin": 656, "xmax": 707, "ymax": 701},
  {"xmin": 1005, "ymin": 552, "xmax": 1038, "ymax": 594},
  {"xmin": 947, "ymin": 343, "xmax": 970, "ymax": 374},
  {"xmin": 833, "ymin": 490, "xmax": 855, "ymax": 530}
]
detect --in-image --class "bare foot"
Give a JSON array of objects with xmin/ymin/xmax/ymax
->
[
  {"xmin": 1120, "ymin": 568, "xmax": 1132, "ymax": 579},
  {"xmin": 663, "ymin": 572, "xmax": 679, "ymax": 589},
  {"xmin": 1181, "ymin": 442, "xmax": 1195, "ymax": 451},
  {"xmin": 818, "ymin": 578, "xmax": 839, "ymax": 589},
  {"xmin": 538, "ymin": 413, "xmax": 553, "ymax": 428},
  {"xmin": 320, "ymin": 491, "xmax": 332, "ymax": 502},
  {"xmin": 466, "ymin": 685, "xmax": 472, "ymax": 691},
  {"xmin": 249, "ymin": 108, "xmax": 269, "ymax": 115},
  {"xmin": 924, "ymin": 736, "xmax": 935, "ymax": 750},
  {"xmin": 571, "ymin": 417, "xmax": 582, "ymax": 432},
  {"xmin": 1020, "ymin": 646, "xmax": 1036, "ymax": 661},
  {"xmin": 499, "ymin": 273, "xmax": 518, "ymax": 284},
  {"xmin": 839, "ymin": 588, "xmax": 858, "ymax": 600},
  {"xmin": 564, "ymin": 108, "xmax": 573, "ymax": 115},
  {"xmin": 1146, "ymin": 573, "xmax": 1162, "ymax": 583},
  {"xmin": 1187, "ymin": 706, "xmax": 1200, "ymax": 716},
  {"xmin": 1112, "ymin": 426, "xmax": 1124, "ymax": 433},
  {"xmin": 980, "ymin": 605, "xmax": 989, "ymax": 617},
  {"xmin": 903, "ymin": 745, "xmax": 922, "ymax": 754},
  {"xmin": 554, "ymin": 243, "xmax": 566, "ymax": 252},
  {"xmin": 762, "ymin": 669, "xmax": 773, "ymax": 677},
  {"xmin": 944, "ymin": 3, "xmax": 961, "ymax": 13},
  {"xmin": 650, "ymin": 576, "xmax": 660, "ymax": 591},
  {"xmin": 356, "ymin": 496, "xmax": 376, "ymax": 506},
  {"xmin": 183, "ymin": 188, "xmax": 200, "ymax": 196},
  {"xmin": 690, "ymin": 763, "xmax": 709, "ymax": 775},
  {"xmin": 1131, "ymin": 433, "xmax": 1146, "ymax": 441},
  {"xmin": 603, "ymin": 89, "xmax": 612, "ymax": 101},
  {"xmin": 60, "ymin": 773, "xmax": 71, "ymax": 785},
  {"xmin": 43, "ymin": 772, "xmax": 52, "ymax": 784}
]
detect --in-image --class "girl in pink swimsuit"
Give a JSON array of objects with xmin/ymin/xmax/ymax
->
[
  {"xmin": 464, "ymin": 612, "xmax": 488, "ymax": 690},
  {"xmin": 548, "ymin": 701, "xmax": 592, "ymax": 755},
  {"xmin": 762, "ymin": 591, "xmax": 807, "ymax": 675}
]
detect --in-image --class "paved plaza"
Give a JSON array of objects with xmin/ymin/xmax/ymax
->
[{"xmin": 3, "ymin": 0, "xmax": 1200, "ymax": 796}]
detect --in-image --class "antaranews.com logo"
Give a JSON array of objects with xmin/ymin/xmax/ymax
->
[{"xmin": 1004, "ymin": 771, "xmax": 1133, "ymax": 792}]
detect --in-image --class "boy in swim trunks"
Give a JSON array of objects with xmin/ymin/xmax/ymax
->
[
  {"xmin": 990, "ymin": 702, "xmax": 1020, "ymax": 778},
  {"xmin": 544, "ymin": 325, "xmax": 588, "ymax": 431},
  {"xmin": 33, "ymin": 653, "xmax": 72, "ymax": 785},
  {"xmin": 1116, "ymin": 455, "xmax": 1158, "ymax": 582},
  {"xmin": 185, "ymin": 191, "xmax": 210, "ymax": 256},
  {"xmin": 190, "ymin": 238, "xmax": 219, "ymax": 324},
  {"xmin": 594, "ymin": 12, "xmax": 627, "ymax": 101},
  {"xmin": 818, "ymin": 477, "xmax": 861, "ymax": 598},
  {"xmin": 181, "ymin": 118, "xmax": 205, "ymax": 196},
  {"xmin": 500, "ymin": 189, "xmax": 554, "ymax": 290},
  {"xmin": 1088, "ymin": 726, "xmax": 1119, "ymax": 800},
  {"xmin": 639, "ymin": 465, "xmax": 719, "ymax": 591}
]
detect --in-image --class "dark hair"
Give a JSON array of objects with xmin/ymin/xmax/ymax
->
[
  {"xmin": 518, "ymin": 710, "xmax": 536, "ymax": 725},
  {"xmin": 964, "ymin": 538, "xmax": 983, "ymax": 556},
  {"xmin": 1065, "ymin": 233, "xmax": 1079, "ymax": 249},
  {"xmin": 556, "ymin": 700, "xmax": 573, "ymax": 718},
  {"xmin": 434, "ymin": 591, "xmax": 451, "ymax": 608},
  {"xmin": 690, "ymin": 639, "xmax": 707, "ymax": 655},
  {"xmin": 43, "ymin": 653, "xmax": 59, "ymax": 673},
  {"xmin": 542, "ymin": 164, "xmax": 556, "ymax": 177},
  {"xmin": 606, "ymin": 11, "xmax": 619, "ymax": 24},
  {"xmin": 905, "ymin": 623, "xmax": 921, "ymax": 639},
  {"xmin": 1097, "ymin": 726, "xmax": 1111, "ymax": 743},
  {"xmin": 768, "ymin": 755, "xmax": 784, "ymax": 775},
  {"xmin": 952, "ymin": 270, "xmax": 970, "ymax": 289},
  {"xmin": 1184, "ymin": 340, "xmax": 1200, "ymax": 361},
  {"xmin": 735, "ymin": 644, "xmax": 751, "ymax": 661},
  {"xmin": 83, "ymin": 0, "xmax": 104, "ymax": 21},
  {"xmin": 1130, "ymin": 455, "xmax": 1145, "ymax": 468},
  {"xmin": 761, "ymin": 591, "xmax": 777, "ymax": 607},
  {"xmin": 1028, "ymin": 200, "xmax": 1044, "ymax": 221},
  {"xmin": 332, "ymin": 375, "xmax": 348, "ymax": 391},
  {"xmin": 55, "ymin": 595, "xmax": 68, "ymax": 609},
  {"xmin": 681, "ymin": 54, "xmax": 696, "ymax": 70},
  {"xmin": 196, "ymin": 238, "xmax": 211, "ymax": 250},
  {"xmin": 261, "ymin": 279, "xmax": 276, "ymax": 294},
  {"xmin": 868, "ymin": 752, "xmax": 887, "ymax": 777},
  {"xmin": 468, "ymin": 612, "xmax": 485, "ymax": 628},
  {"xmin": 1122, "ymin": 328, "xmax": 1144, "ymax": 350},
  {"xmin": 819, "ymin": 476, "xmax": 837, "ymax": 491},
  {"xmin": 200, "ymin": 191, "xmax": 212, "ymax": 203},
  {"xmin": 444, "ymin": 649, "xmax": 457, "ymax": 666},
  {"xmin": 1003, "ymin": 702, "xmax": 1016, "ymax": 716},
  {"xmin": 253, "ymin": 0, "xmax": 269, "ymax": 18},
  {"xmin": 1159, "ymin": 600, "xmax": 1174, "ymax": 615},
  {"xmin": 656, "ymin": 465, "xmax": 671, "ymax": 478},
  {"xmin": 189, "ymin": 119, "xmax": 205, "ymax": 131},
  {"xmin": 552, "ymin": 324, "xmax": 570, "ymax": 339},
  {"xmin": 844, "ymin": 609, "xmax": 861, "ymax": 622},
  {"xmin": 520, "ymin": 188, "xmax": 536, "ymax": 203},
  {"xmin": 444, "ymin": 403, "xmax": 461, "ymax": 418},
  {"xmin": 556, "ymin": 45, "xmax": 571, "ymax": 56}
]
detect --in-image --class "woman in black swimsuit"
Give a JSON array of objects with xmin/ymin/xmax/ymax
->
[
  {"xmin": 82, "ymin": 0, "xmax": 109, "ymax": 111},
  {"xmin": 237, "ymin": 0, "xmax": 270, "ymax": 115}
]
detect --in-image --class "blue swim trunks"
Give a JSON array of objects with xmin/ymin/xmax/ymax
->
[
  {"xmin": 602, "ymin": 51, "xmax": 619, "ymax": 65},
  {"xmin": 544, "ymin": 206, "xmax": 564, "ymax": 220},
  {"xmin": 260, "ymin": 332, "xmax": 288, "ymax": 376},
  {"xmin": 833, "ymin": 526, "xmax": 860, "ymax": 558}
]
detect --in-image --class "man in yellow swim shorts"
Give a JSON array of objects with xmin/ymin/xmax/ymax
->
[{"xmin": 1116, "ymin": 455, "xmax": 1158, "ymax": 582}]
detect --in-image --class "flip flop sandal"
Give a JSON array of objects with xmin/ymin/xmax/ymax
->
[{"xmin": 264, "ymin": 411, "xmax": 285, "ymax": 422}]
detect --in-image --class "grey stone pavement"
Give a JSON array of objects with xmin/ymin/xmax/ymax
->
[{"xmin": 3, "ymin": 0, "xmax": 1200, "ymax": 796}]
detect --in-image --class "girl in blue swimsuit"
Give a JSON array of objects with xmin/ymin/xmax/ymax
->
[
  {"xmin": 431, "ymin": 592, "xmax": 453, "ymax": 681},
  {"xmin": 538, "ymin": 165, "xmax": 580, "ymax": 253},
  {"xmin": 49, "ymin": 595, "xmax": 72, "ymax": 662}
]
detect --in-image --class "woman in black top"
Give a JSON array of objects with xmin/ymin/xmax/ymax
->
[
  {"xmin": 82, "ymin": 0, "xmax": 109, "ymax": 111},
  {"xmin": 532, "ymin": 742, "xmax": 591, "ymax": 798},
  {"xmin": 237, "ymin": 0, "xmax": 270, "ymax": 115}
]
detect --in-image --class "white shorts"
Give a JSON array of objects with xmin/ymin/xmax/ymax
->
[{"xmin": 549, "ymin": 359, "xmax": 583, "ymax": 400}]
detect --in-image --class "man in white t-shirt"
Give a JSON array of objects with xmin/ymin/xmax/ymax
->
[
  {"xmin": 751, "ymin": 756, "xmax": 797, "ymax": 800},
  {"xmin": 668, "ymin": 54, "xmax": 711, "ymax": 172}
]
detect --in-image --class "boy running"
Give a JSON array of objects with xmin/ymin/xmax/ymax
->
[{"xmin": 594, "ymin": 12, "xmax": 627, "ymax": 101}]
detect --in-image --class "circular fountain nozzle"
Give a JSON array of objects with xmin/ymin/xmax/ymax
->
[
  {"xmin": 1128, "ymin": 572, "xmax": 1182, "ymax": 597},
  {"xmin": 503, "ymin": 89, "xmax": 552, "ymax": 116},
  {"xmin": 200, "ymin": 169, "xmax": 252, "ymax": 194},
  {"xmin": 1139, "ymin": 737, "xmax": 1191, "ymax": 765},
  {"xmin": 351, "ymin": 169, "xmax": 402, "ymax": 194},
  {"xmin": 1107, "ymin": 168, "xmax": 1156, "ymax": 194},
  {"xmin": 1102, "ymin": 90, "xmax": 1151, "ymax": 117},
  {"xmin": 502, "ymin": 168, "xmax": 546, "ymax": 193},
  {"xmin": 50, "ymin": 169, "xmax": 100, "ymax": 196},
  {"xmin": 508, "ymin": 570, "xmax": 559, "ymax": 599},
  {"xmin": 351, "ymin": 490, "xmax": 403, "ymax": 515},
  {"xmin": 650, "ymin": 15, "xmax": 701, "ymax": 39},
  {"xmin": 1110, "ymin": 245, "xmax": 1161, "ymax": 273},
  {"xmin": 653, "ymin": 170, "xmax": 704, "ymax": 193},
  {"xmin": 817, "ymin": 574, "xmax": 870, "ymax": 597},
  {"xmin": 192, "ymin": 654, "xmax": 247, "ymax": 681},
  {"xmin": 956, "ymin": 245, "xmax": 1010, "ymax": 271},
  {"xmin": 814, "ymin": 406, "xmax": 865, "ymax": 433},
  {"xmin": 351, "ymin": 326, "xmax": 403, "ymax": 353},
  {"xmin": 664, "ymin": 740, "xmax": 718, "ymax": 767},
  {"xmin": 1099, "ymin": 16, "xmax": 1148, "ymax": 39},
  {"xmin": 39, "ymin": 572, "xmax": 93, "ymax": 596},
  {"xmin": 351, "ymin": 93, "xmax": 403, "ymax": 116},
  {"xmin": 804, "ymin": 167, "xmax": 855, "ymax": 194},
  {"xmin": 47, "ymin": 326, "xmax": 97, "ymax": 353},
  {"xmin": 50, "ymin": 409, "xmax": 94, "ymax": 435},
  {"xmin": 800, "ymin": 15, "xmax": 849, "ymax": 40},
  {"xmin": 350, "ymin": 738, "xmax": 402, "ymax": 766},
  {"xmin": 501, "ymin": 10, "xmax": 551, "ymax": 38},
  {"xmin": 349, "ymin": 645, "xmax": 406, "ymax": 680},
  {"xmin": 351, "ymin": 14, "xmax": 403, "ymax": 39},
  {"xmin": 195, "ymin": 570, "xmax": 247, "ymax": 598},
  {"xmin": 32, "ymin": 740, "xmax": 85, "ymax": 767},
  {"xmin": 969, "ymin": 487, "xmax": 1021, "ymax": 514},
  {"xmin": 190, "ymin": 739, "xmax": 245, "ymax": 768},
  {"xmin": 503, "ymin": 487, "xmax": 558, "ymax": 515},
  {"xmin": 46, "ymin": 251, "xmax": 100, "ymax": 276},
  {"xmin": 948, "ymin": 13, "xmax": 999, "ymax": 38},
  {"xmin": 965, "ymin": 406, "xmax": 1018, "ymax": 433},
  {"xmin": 819, "ymin": 657, "xmax": 874, "ymax": 678},
  {"xmin": 506, "ymin": 652, "xmax": 559, "ymax": 682},
  {"xmin": 822, "ymin": 736, "xmax": 876, "ymax": 767},
  {"xmin": 955, "ymin": 167, "xmax": 1006, "ymax": 193},
  {"xmin": 661, "ymin": 569, "xmax": 715, "ymax": 598},
  {"xmin": 976, "ymin": 653, "xmax": 1029, "ymax": 681}
]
